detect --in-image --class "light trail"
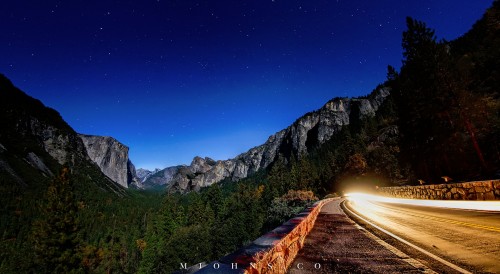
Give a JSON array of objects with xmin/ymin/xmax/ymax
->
[
  {"xmin": 342, "ymin": 200, "xmax": 472, "ymax": 274},
  {"xmin": 345, "ymin": 193, "xmax": 500, "ymax": 212},
  {"xmin": 343, "ymin": 193, "xmax": 500, "ymax": 273}
]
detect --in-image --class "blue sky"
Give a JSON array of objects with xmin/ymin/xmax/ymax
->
[{"xmin": 0, "ymin": 0, "xmax": 493, "ymax": 169}]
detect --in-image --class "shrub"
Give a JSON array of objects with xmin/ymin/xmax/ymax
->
[{"xmin": 266, "ymin": 190, "xmax": 318, "ymax": 226}]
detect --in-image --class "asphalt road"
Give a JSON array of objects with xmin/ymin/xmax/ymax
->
[
  {"xmin": 288, "ymin": 199, "xmax": 428, "ymax": 273},
  {"xmin": 345, "ymin": 197, "xmax": 500, "ymax": 273}
]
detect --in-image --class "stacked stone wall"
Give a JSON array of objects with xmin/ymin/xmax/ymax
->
[
  {"xmin": 195, "ymin": 198, "xmax": 336, "ymax": 273},
  {"xmin": 378, "ymin": 180, "xmax": 500, "ymax": 200}
]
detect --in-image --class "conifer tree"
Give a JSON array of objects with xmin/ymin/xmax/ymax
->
[
  {"xmin": 396, "ymin": 17, "xmax": 450, "ymax": 181},
  {"xmin": 31, "ymin": 167, "xmax": 81, "ymax": 273},
  {"xmin": 394, "ymin": 16, "xmax": 497, "ymax": 181}
]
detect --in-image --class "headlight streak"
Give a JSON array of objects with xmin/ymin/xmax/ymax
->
[
  {"xmin": 345, "ymin": 193, "xmax": 500, "ymax": 212},
  {"xmin": 341, "ymin": 201, "xmax": 473, "ymax": 274}
]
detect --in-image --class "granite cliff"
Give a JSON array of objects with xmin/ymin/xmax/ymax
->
[
  {"xmin": 146, "ymin": 86, "xmax": 390, "ymax": 192},
  {"xmin": 0, "ymin": 74, "xmax": 127, "ymax": 195},
  {"xmin": 79, "ymin": 134, "xmax": 140, "ymax": 188}
]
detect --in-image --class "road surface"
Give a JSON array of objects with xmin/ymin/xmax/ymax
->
[
  {"xmin": 345, "ymin": 195, "xmax": 500, "ymax": 273},
  {"xmin": 288, "ymin": 199, "xmax": 429, "ymax": 273}
]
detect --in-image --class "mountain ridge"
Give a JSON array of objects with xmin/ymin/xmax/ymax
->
[
  {"xmin": 0, "ymin": 74, "xmax": 132, "ymax": 194},
  {"xmin": 145, "ymin": 86, "xmax": 390, "ymax": 192}
]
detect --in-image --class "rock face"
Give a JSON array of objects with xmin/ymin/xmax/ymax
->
[
  {"xmin": 136, "ymin": 168, "xmax": 162, "ymax": 183},
  {"xmin": 79, "ymin": 134, "xmax": 138, "ymax": 188},
  {"xmin": 21, "ymin": 116, "xmax": 90, "ymax": 167},
  {"xmin": 136, "ymin": 168, "xmax": 152, "ymax": 182},
  {"xmin": 0, "ymin": 74, "xmax": 128, "ymax": 195},
  {"xmin": 1, "ymin": 75, "xmax": 89, "ymax": 171},
  {"xmin": 26, "ymin": 152, "xmax": 53, "ymax": 176},
  {"xmin": 140, "ymin": 166, "xmax": 183, "ymax": 189},
  {"xmin": 146, "ymin": 86, "xmax": 390, "ymax": 193}
]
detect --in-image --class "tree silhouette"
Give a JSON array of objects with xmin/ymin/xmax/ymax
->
[{"xmin": 393, "ymin": 16, "xmax": 498, "ymax": 182}]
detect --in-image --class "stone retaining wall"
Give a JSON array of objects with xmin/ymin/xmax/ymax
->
[
  {"xmin": 378, "ymin": 180, "xmax": 500, "ymax": 200},
  {"xmin": 194, "ymin": 198, "xmax": 335, "ymax": 274}
]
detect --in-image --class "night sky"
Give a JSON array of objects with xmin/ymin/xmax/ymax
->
[{"xmin": 0, "ymin": 1, "xmax": 493, "ymax": 170}]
